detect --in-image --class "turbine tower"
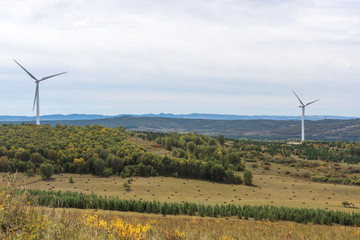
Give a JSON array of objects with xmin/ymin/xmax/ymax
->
[
  {"xmin": 14, "ymin": 60, "xmax": 67, "ymax": 125},
  {"xmin": 292, "ymin": 90, "xmax": 319, "ymax": 142}
]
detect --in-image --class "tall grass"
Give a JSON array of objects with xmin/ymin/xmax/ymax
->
[
  {"xmin": 1, "ymin": 187, "xmax": 360, "ymax": 239},
  {"xmin": 0, "ymin": 187, "xmax": 150, "ymax": 239}
]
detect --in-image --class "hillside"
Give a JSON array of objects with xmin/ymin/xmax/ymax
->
[
  {"xmin": 7, "ymin": 117, "xmax": 360, "ymax": 141},
  {"xmin": 2, "ymin": 123, "xmax": 360, "ymax": 239}
]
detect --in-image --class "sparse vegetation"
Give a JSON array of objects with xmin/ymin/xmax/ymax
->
[{"xmin": 123, "ymin": 182, "xmax": 131, "ymax": 191}]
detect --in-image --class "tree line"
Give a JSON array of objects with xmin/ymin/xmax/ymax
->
[
  {"xmin": 139, "ymin": 132, "xmax": 360, "ymax": 164},
  {"xmin": 25, "ymin": 188, "xmax": 360, "ymax": 227}
]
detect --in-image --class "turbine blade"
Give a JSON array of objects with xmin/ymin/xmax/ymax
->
[
  {"xmin": 39, "ymin": 71, "xmax": 67, "ymax": 81},
  {"xmin": 13, "ymin": 59, "xmax": 38, "ymax": 81},
  {"xmin": 305, "ymin": 99, "xmax": 319, "ymax": 106},
  {"xmin": 292, "ymin": 89, "xmax": 304, "ymax": 106},
  {"xmin": 33, "ymin": 84, "xmax": 38, "ymax": 111}
]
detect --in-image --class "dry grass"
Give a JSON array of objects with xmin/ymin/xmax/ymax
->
[
  {"xmin": 2, "ymin": 174, "xmax": 360, "ymax": 239},
  {"xmin": 49, "ymin": 208, "xmax": 360, "ymax": 239},
  {"xmin": 3, "ymin": 172, "xmax": 360, "ymax": 213}
]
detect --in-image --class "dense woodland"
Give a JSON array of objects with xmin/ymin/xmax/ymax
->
[
  {"xmin": 0, "ymin": 124, "xmax": 242, "ymax": 183},
  {"xmin": 1, "ymin": 123, "xmax": 360, "ymax": 185}
]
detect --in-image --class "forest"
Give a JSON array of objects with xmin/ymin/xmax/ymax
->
[
  {"xmin": 0, "ymin": 123, "xmax": 242, "ymax": 183},
  {"xmin": 1, "ymin": 123, "xmax": 360, "ymax": 185}
]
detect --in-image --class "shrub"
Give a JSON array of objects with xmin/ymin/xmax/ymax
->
[
  {"xmin": 123, "ymin": 182, "xmax": 131, "ymax": 191},
  {"xmin": 39, "ymin": 163, "xmax": 54, "ymax": 179},
  {"xmin": 302, "ymin": 172, "xmax": 310, "ymax": 178},
  {"xmin": 233, "ymin": 175, "xmax": 243, "ymax": 184},
  {"xmin": 225, "ymin": 170, "xmax": 235, "ymax": 183},
  {"xmin": 246, "ymin": 159, "xmax": 257, "ymax": 162},
  {"xmin": 218, "ymin": 135, "xmax": 225, "ymax": 145},
  {"xmin": 30, "ymin": 152, "xmax": 44, "ymax": 165},
  {"xmin": 165, "ymin": 138, "xmax": 173, "ymax": 151},
  {"xmin": 93, "ymin": 159, "xmax": 105, "ymax": 176},
  {"xmin": 102, "ymin": 168, "xmax": 113, "ymax": 177},
  {"xmin": 82, "ymin": 211, "xmax": 150, "ymax": 239},
  {"xmin": 69, "ymin": 176, "xmax": 74, "ymax": 183},
  {"xmin": 211, "ymin": 164, "xmax": 225, "ymax": 181},
  {"xmin": 0, "ymin": 156, "xmax": 9, "ymax": 171},
  {"xmin": 354, "ymin": 180, "xmax": 360, "ymax": 185},
  {"xmin": 243, "ymin": 170, "xmax": 253, "ymax": 186},
  {"xmin": 25, "ymin": 168, "xmax": 35, "ymax": 177}
]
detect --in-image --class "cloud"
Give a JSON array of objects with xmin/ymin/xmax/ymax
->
[{"xmin": 1, "ymin": 0, "xmax": 360, "ymax": 116}]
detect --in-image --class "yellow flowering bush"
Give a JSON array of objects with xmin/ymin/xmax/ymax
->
[{"xmin": 82, "ymin": 211, "xmax": 150, "ymax": 240}]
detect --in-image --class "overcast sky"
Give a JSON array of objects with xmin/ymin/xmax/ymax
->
[{"xmin": 1, "ymin": 0, "xmax": 359, "ymax": 117}]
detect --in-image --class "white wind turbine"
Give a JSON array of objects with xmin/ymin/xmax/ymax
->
[
  {"xmin": 292, "ymin": 90, "xmax": 319, "ymax": 142},
  {"xmin": 14, "ymin": 60, "xmax": 67, "ymax": 125}
]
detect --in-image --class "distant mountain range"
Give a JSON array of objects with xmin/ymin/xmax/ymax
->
[
  {"xmin": 1, "ymin": 115, "xmax": 360, "ymax": 141},
  {"xmin": 0, "ymin": 113, "xmax": 357, "ymax": 121}
]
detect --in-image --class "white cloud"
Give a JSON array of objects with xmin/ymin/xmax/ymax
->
[{"xmin": 1, "ymin": 0, "xmax": 360, "ymax": 116}]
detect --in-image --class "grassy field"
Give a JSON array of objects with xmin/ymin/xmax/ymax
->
[
  {"xmin": 4, "ymin": 171, "xmax": 360, "ymax": 213},
  {"xmin": 2, "ymin": 190, "xmax": 360, "ymax": 240},
  {"xmin": 56, "ymin": 208, "xmax": 360, "ymax": 239}
]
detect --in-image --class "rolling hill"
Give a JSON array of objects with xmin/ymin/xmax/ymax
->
[
  {"xmin": 3, "ymin": 116, "xmax": 360, "ymax": 141},
  {"xmin": 0, "ymin": 113, "xmax": 357, "ymax": 121}
]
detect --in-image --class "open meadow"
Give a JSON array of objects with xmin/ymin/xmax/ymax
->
[
  {"xmin": 47, "ymin": 208, "xmax": 360, "ymax": 239},
  {"xmin": 1, "ymin": 185, "xmax": 360, "ymax": 240},
  {"xmin": 4, "ymin": 171, "xmax": 360, "ymax": 213}
]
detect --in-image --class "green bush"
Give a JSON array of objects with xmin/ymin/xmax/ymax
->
[
  {"xmin": 243, "ymin": 170, "xmax": 253, "ymax": 186},
  {"xmin": 25, "ymin": 169, "xmax": 35, "ymax": 177},
  {"xmin": 39, "ymin": 163, "xmax": 54, "ymax": 179},
  {"xmin": 123, "ymin": 182, "xmax": 131, "ymax": 191},
  {"xmin": 68, "ymin": 176, "xmax": 74, "ymax": 183},
  {"xmin": 102, "ymin": 168, "xmax": 113, "ymax": 177}
]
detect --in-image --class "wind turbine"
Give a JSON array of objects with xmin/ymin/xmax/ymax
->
[
  {"xmin": 292, "ymin": 90, "xmax": 319, "ymax": 142},
  {"xmin": 14, "ymin": 60, "xmax": 67, "ymax": 125}
]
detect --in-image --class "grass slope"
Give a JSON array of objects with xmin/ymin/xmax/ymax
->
[
  {"xmin": 2, "ymin": 189, "xmax": 360, "ymax": 239},
  {"xmin": 6, "ymin": 172, "xmax": 360, "ymax": 213}
]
